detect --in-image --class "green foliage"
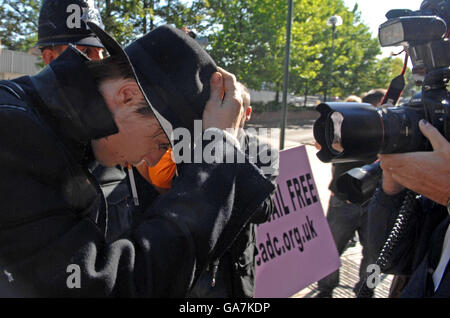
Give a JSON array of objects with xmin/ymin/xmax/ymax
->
[
  {"xmin": 0, "ymin": 0, "xmax": 206, "ymax": 50},
  {"xmin": 403, "ymin": 68, "xmax": 418, "ymax": 99},
  {"xmin": 0, "ymin": 0, "xmax": 41, "ymax": 51},
  {"xmin": 291, "ymin": 0, "xmax": 382, "ymax": 99},
  {"xmin": 98, "ymin": 0, "xmax": 207, "ymax": 46},
  {"xmin": 199, "ymin": 0, "xmax": 287, "ymax": 90},
  {"xmin": 198, "ymin": 0, "xmax": 390, "ymax": 100},
  {"xmin": 1, "ymin": 0, "xmax": 411, "ymax": 100}
]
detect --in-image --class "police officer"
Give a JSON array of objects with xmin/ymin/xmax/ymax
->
[{"xmin": 30, "ymin": 0, "xmax": 105, "ymax": 61}]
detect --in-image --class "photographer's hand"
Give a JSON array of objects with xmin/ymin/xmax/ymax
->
[{"xmin": 379, "ymin": 120, "xmax": 450, "ymax": 206}]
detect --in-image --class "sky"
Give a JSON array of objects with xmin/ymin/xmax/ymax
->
[{"xmin": 343, "ymin": 0, "xmax": 424, "ymax": 56}]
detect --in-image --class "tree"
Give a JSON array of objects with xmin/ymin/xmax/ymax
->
[
  {"xmin": 0, "ymin": 0, "xmax": 205, "ymax": 50},
  {"xmin": 197, "ymin": 0, "xmax": 287, "ymax": 95},
  {"xmin": 298, "ymin": 1, "xmax": 381, "ymax": 99},
  {"xmin": 0, "ymin": 0, "xmax": 41, "ymax": 51},
  {"xmin": 98, "ymin": 0, "xmax": 206, "ymax": 45},
  {"xmin": 364, "ymin": 56, "xmax": 403, "ymax": 91},
  {"xmin": 197, "ymin": 0, "xmax": 383, "ymax": 102},
  {"xmin": 0, "ymin": 0, "xmax": 404, "ymax": 103},
  {"xmin": 403, "ymin": 67, "xmax": 417, "ymax": 99}
]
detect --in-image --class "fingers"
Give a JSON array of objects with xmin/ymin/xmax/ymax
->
[
  {"xmin": 381, "ymin": 170, "xmax": 404, "ymax": 195},
  {"xmin": 378, "ymin": 153, "xmax": 408, "ymax": 171},
  {"xmin": 390, "ymin": 171, "xmax": 449, "ymax": 206},
  {"xmin": 217, "ymin": 67, "xmax": 243, "ymax": 107},
  {"xmin": 378, "ymin": 153, "xmax": 410, "ymax": 195},
  {"xmin": 419, "ymin": 119, "xmax": 448, "ymax": 150},
  {"xmin": 209, "ymin": 71, "xmax": 224, "ymax": 103},
  {"xmin": 202, "ymin": 68, "xmax": 244, "ymax": 134},
  {"xmin": 378, "ymin": 150, "xmax": 429, "ymax": 168},
  {"xmin": 216, "ymin": 67, "xmax": 236, "ymax": 91},
  {"xmin": 390, "ymin": 172, "xmax": 416, "ymax": 192}
]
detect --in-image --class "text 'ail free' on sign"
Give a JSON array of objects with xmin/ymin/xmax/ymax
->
[{"xmin": 254, "ymin": 145, "xmax": 340, "ymax": 298}]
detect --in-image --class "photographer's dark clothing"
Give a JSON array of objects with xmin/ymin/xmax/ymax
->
[
  {"xmin": 188, "ymin": 132, "xmax": 279, "ymax": 298},
  {"xmin": 368, "ymin": 187, "xmax": 450, "ymax": 297},
  {"xmin": 317, "ymin": 159, "xmax": 377, "ymax": 297},
  {"xmin": 402, "ymin": 218, "xmax": 449, "ymax": 297},
  {"xmin": 0, "ymin": 69, "xmax": 274, "ymax": 296},
  {"xmin": 317, "ymin": 196, "xmax": 374, "ymax": 297}
]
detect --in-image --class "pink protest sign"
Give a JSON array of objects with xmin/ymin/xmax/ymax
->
[{"xmin": 254, "ymin": 145, "xmax": 340, "ymax": 298}]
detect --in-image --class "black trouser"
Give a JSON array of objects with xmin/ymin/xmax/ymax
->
[{"xmin": 317, "ymin": 195, "xmax": 375, "ymax": 296}]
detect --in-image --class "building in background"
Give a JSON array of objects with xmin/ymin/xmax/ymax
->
[
  {"xmin": 248, "ymin": 88, "xmax": 320, "ymax": 107},
  {"xmin": 0, "ymin": 49, "xmax": 41, "ymax": 80}
]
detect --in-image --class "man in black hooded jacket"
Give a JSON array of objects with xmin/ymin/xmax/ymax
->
[
  {"xmin": 0, "ymin": 24, "xmax": 274, "ymax": 297},
  {"xmin": 31, "ymin": 0, "xmax": 157, "ymax": 243}
]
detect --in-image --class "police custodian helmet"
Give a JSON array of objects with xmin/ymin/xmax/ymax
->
[{"xmin": 30, "ymin": 0, "xmax": 104, "ymax": 54}]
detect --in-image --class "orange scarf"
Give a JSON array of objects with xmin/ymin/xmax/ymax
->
[{"xmin": 147, "ymin": 148, "xmax": 176, "ymax": 189}]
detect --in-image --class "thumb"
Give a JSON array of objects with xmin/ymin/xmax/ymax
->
[
  {"xmin": 419, "ymin": 119, "xmax": 448, "ymax": 150},
  {"xmin": 208, "ymin": 72, "xmax": 224, "ymax": 104}
]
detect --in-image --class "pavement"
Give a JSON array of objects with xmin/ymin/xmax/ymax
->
[
  {"xmin": 292, "ymin": 242, "xmax": 393, "ymax": 298},
  {"xmin": 249, "ymin": 122, "xmax": 393, "ymax": 298}
]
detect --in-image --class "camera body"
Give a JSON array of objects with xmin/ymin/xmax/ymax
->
[
  {"xmin": 314, "ymin": 0, "xmax": 450, "ymax": 164},
  {"xmin": 313, "ymin": 0, "xmax": 450, "ymax": 203}
]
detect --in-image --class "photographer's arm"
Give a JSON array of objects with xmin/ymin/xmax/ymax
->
[
  {"xmin": 379, "ymin": 120, "xmax": 450, "ymax": 206},
  {"xmin": 368, "ymin": 120, "xmax": 449, "ymax": 274}
]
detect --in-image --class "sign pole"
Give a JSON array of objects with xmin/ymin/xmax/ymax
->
[{"xmin": 279, "ymin": 0, "xmax": 294, "ymax": 150}]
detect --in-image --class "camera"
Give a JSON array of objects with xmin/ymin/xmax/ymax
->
[
  {"xmin": 312, "ymin": 0, "xmax": 450, "ymax": 203},
  {"xmin": 314, "ymin": 0, "xmax": 450, "ymax": 163}
]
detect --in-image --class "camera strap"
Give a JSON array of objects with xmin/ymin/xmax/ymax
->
[
  {"xmin": 356, "ymin": 190, "xmax": 420, "ymax": 298},
  {"xmin": 381, "ymin": 53, "xmax": 409, "ymax": 106}
]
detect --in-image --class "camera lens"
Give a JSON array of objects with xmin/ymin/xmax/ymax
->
[
  {"xmin": 314, "ymin": 102, "xmax": 384, "ymax": 162},
  {"xmin": 314, "ymin": 101, "xmax": 427, "ymax": 163}
]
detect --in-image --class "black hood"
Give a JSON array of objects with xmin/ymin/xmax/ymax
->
[
  {"xmin": 125, "ymin": 26, "xmax": 217, "ymax": 132},
  {"xmin": 87, "ymin": 22, "xmax": 217, "ymax": 137}
]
